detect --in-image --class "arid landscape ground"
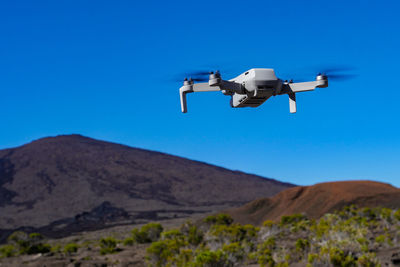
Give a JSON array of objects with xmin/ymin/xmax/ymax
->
[{"xmin": 0, "ymin": 135, "xmax": 399, "ymax": 266}]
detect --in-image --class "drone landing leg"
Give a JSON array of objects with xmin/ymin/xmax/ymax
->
[{"xmin": 289, "ymin": 93, "xmax": 296, "ymax": 113}]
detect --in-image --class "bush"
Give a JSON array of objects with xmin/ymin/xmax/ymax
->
[
  {"xmin": 99, "ymin": 237, "xmax": 118, "ymax": 255},
  {"xmin": 0, "ymin": 244, "xmax": 17, "ymax": 258},
  {"xmin": 26, "ymin": 243, "xmax": 51, "ymax": 254},
  {"xmin": 7, "ymin": 231, "xmax": 30, "ymax": 254},
  {"xmin": 162, "ymin": 229, "xmax": 185, "ymax": 242},
  {"xmin": 131, "ymin": 223, "xmax": 164, "ymax": 244},
  {"xmin": 357, "ymin": 252, "xmax": 380, "ymax": 266},
  {"xmin": 141, "ymin": 223, "xmax": 163, "ymax": 241},
  {"xmin": 188, "ymin": 225, "xmax": 203, "ymax": 246},
  {"xmin": 380, "ymin": 208, "xmax": 393, "ymax": 222},
  {"xmin": 28, "ymin": 233, "xmax": 44, "ymax": 241},
  {"xmin": 63, "ymin": 243, "xmax": 79, "ymax": 254},
  {"xmin": 180, "ymin": 222, "xmax": 204, "ymax": 246},
  {"xmin": 193, "ymin": 249, "xmax": 227, "ymax": 267},
  {"xmin": 174, "ymin": 248, "xmax": 193, "ymax": 265},
  {"xmin": 263, "ymin": 220, "xmax": 275, "ymax": 227},
  {"xmin": 222, "ymin": 242, "xmax": 245, "ymax": 264},
  {"xmin": 308, "ymin": 253, "xmax": 319, "ymax": 264},
  {"xmin": 329, "ymin": 247, "xmax": 356, "ymax": 267},
  {"xmin": 7, "ymin": 231, "xmax": 50, "ymax": 255},
  {"xmin": 146, "ymin": 239, "xmax": 182, "ymax": 266},
  {"xmin": 51, "ymin": 244, "xmax": 61, "ymax": 253},
  {"xmin": 204, "ymin": 214, "xmax": 233, "ymax": 226},
  {"xmin": 394, "ymin": 209, "xmax": 400, "ymax": 221},
  {"xmin": 295, "ymin": 238, "xmax": 310, "ymax": 252},
  {"xmin": 123, "ymin": 237, "xmax": 135, "ymax": 246},
  {"xmin": 375, "ymin": 235, "xmax": 386, "ymax": 244},
  {"xmin": 257, "ymin": 248, "xmax": 274, "ymax": 267},
  {"xmin": 280, "ymin": 213, "xmax": 307, "ymax": 226}
]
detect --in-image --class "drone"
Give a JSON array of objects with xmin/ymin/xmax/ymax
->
[{"xmin": 179, "ymin": 68, "xmax": 334, "ymax": 113}]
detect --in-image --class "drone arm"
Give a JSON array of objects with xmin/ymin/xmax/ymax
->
[
  {"xmin": 287, "ymin": 79, "xmax": 327, "ymax": 93},
  {"xmin": 282, "ymin": 78, "xmax": 327, "ymax": 114},
  {"xmin": 192, "ymin": 83, "xmax": 221, "ymax": 92},
  {"xmin": 179, "ymin": 83, "xmax": 221, "ymax": 113}
]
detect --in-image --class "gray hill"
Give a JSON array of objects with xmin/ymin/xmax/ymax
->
[{"xmin": 0, "ymin": 134, "xmax": 293, "ymax": 240}]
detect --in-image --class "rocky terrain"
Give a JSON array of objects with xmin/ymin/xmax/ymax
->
[
  {"xmin": 228, "ymin": 180, "xmax": 400, "ymax": 225},
  {"xmin": 2, "ymin": 135, "xmax": 399, "ymax": 266},
  {"xmin": 1, "ymin": 184, "xmax": 400, "ymax": 266},
  {"xmin": 0, "ymin": 134, "xmax": 293, "ymax": 242}
]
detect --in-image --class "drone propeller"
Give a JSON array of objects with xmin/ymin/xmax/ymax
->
[
  {"xmin": 282, "ymin": 65, "xmax": 357, "ymax": 83},
  {"xmin": 318, "ymin": 65, "xmax": 357, "ymax": 81},
  {"xmin": 322, "ymin": 73, "xmax": 357, "ymax": 81},
  {"xmin": 190, "ymin": 77, "xmax": 208, "ymax": 82},
  {"xmin": 173, "ymin": 70, "xmax": 223, "ymax": 83},
  {"xmin": 171, "ymin": 70, "xmax": 211, "ymax": 83}
]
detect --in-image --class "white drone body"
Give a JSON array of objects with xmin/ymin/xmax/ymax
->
[{"xmin": 179, "ymin": 68, "xmax": 328, "ymax": 113}]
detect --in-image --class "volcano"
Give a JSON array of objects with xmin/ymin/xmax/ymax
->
[{"xmin": 0, "ymin": 134, "xmax": 293, "ymax": 240}]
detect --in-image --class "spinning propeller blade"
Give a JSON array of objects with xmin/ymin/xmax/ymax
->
[
  {"xmin": 319, "ymin": 65, "xmax": 357, "ymax": 81},
  {"xmin": 283, "ymin": 65, "xmax": 357, "ymax": 83}
]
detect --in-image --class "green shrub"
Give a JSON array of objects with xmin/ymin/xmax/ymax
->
[
  {"xmin": 162, "ymin": 229, "xmax": 185, "ymax": 242},
  {"xmin": 50, "ymin": 244, "xmax": 61, "ymax": 253},
  {"xmin": 180, "ymin": 221, "xmax": 204, "ymax": 246},
  {"xmin": 146, "ymin": 239, "xmax": 182, "ymax": 266},
  {"xmin": 7, "ymin": 231, "xmax": 50, "ymax": 255},
  {"xmin": 99, "ymin": 237, "xmax": 118, "ymax": 255},
  {"xmin": 361, "ymin": 207, "xmax": 377, "ymax": 220},
  {"xmin": 63, "ymin": 243, "xmax": 79, "ymax": 254},
  {"xmin": 310, "ymin": 218, "xmax": 330, "ymax": 238},
  {"xmin": 0, "ymin": 244, "xmax": 17, "ymax": 258},
  {"xmin": 375, "ymin": 235, "xmax": 386, "ymax": 244},
  {"xmin": 260, "ymin": 237, "xmax": 276, "ymax": 250},
  {"xmin": 263, "ymin": 220, "xmax": 275, "ymax": 227},
  {"xmin": 204, "ymin": 214, "xmax": 233, "ymax": 225},
  {"xmin": 295, "ymin": 238, "xmax": 310, "ymax": 252},
  {"xmin": 394, "ymin": 209, "xmax": 400, "ymax": 221},
  {"xmin": 174, "ymin": 248, "xmax": 193, "ymax": 266},
  {"xmin": 308, "ymin": 253, "xmax": 319, "ymax": 264},
  {"xmin": 329, "ymin": 247, "xmax": 356, "ymax": 267},
  {"xmin": 131, "ymin": 222, "xmax": 163, "ymax": 244},
  {"xmin": 357, "ymin": 252, "xmax": 379, "ymax": 267},
  {"xmin": 193, "ymin": 249, "xmax": 227, "ymax": 267},
  {"xmin": 187, "ymin": 225, "xmax": 203, "ymax": 246},
  {"xmin": 380, "ymin": 208, "xmax": 393, "ymax": 221},
  {"xmin": 123, "ymin": 237, "xmax": 135, "ymax": 246},
  {"xmin": 257, "ymin": 247, "xmax": 274, "ymax": 267},
  {"xmin": 280, "ymin": 213, "xmax": 307, "ymax": 226},
  {"xmin": 222, "ymin": 242, "xmax": 245, "ymax": 264},
  {"xmin": 7, "ymin": 231, "xmax": 30, "ymax": 254},
  {"xmin": 28, "ymin": 233, "xmax": 43, "ymax": 241},
  {"xmin": 26, "ymin": 243, "xmax": 51, "ymax": 254},
  {"xmin": 357, "ymin": 237, "xmax": 369, "ymax": 252},
  {"xmin": 141, "ymin": 223, "xmax": 163, "ymax": 241}
]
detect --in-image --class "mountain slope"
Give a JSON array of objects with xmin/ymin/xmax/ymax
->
[
  {"xmin": 0, "ymin": 134, "xmax": 293, "ymax": 238},
  {"xmin": 228, "ymin": 180, "xmax": 400, "ymax": 225}
]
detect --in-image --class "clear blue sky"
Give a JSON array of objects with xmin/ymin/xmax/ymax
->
[{"xmin": 1, "ymin": 0, "xmax": 399, "ymax": 187}]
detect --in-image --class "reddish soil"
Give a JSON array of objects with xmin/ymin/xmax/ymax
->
[{"xmin": 228, "ymin": 180, "xmax": 400, "ymax": 225}]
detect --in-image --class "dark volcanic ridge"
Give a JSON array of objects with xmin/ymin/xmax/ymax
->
[
  {"xmin": 0, "ymin": 134, "xmax": 293, "ymax": 241},
  {"xmin": 228, "ymin": 180, "xmax": 400, "ymax": 226}
]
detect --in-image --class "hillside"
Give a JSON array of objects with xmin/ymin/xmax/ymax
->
[
  {"xmin": 0, "ymin": 134, "xmax": 293, "ymax": 240},
  {"xmin": 1, "ymin": 206, "xmax": 400, "ymax": 266},
  {"xmin": 228, "ymin": 180, "xmax": 400, "ymax": 225}
]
